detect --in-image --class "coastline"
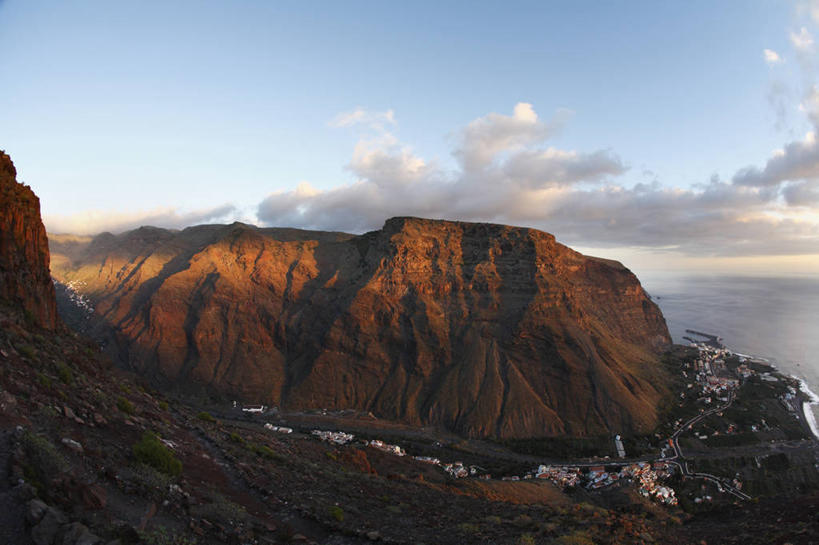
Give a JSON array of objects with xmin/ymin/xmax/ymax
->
[
  {"xmin": 688, "ymin": 341, "xmax": 819, "ymax": 440},
  {"xmin": 738, "ymin": 353, "xmax": 819, "ymax": 440},
  {"xmin": 797, "ymin": 377, "xmax": 819, "ymax": 440}
]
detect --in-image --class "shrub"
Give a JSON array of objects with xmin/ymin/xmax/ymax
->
[
  {"xmin": 23, "ymin": 309, "xmax": 36, "ymax": 325},
  {"xmin": 18, "ymin": 344, "xmax": 36, "ymax": 359},
  {"xmin": 117, "ymin": 397, "xmax": 135, "ymax": 415},
  {"xmin": 551, "ymin": 531, "xmax": 595, "ymax": 545},
  {"xmin": 229, "ymin": 432, "xmax": 244, "ymax": 444},
  {"xmin": 55, "ymin": 362, "xmax": 73, "ymax": 385},
  {"xmin": 158, "ymin": 400, "xmax": 169, "ymax": 411},
  {"xmin": 457, "ymin": 523, "xmax": 479, "ymax": 534},
  {"xmin": 197, "ymin": 411, "xmax": 216, "ymax": 423},
  {"xmin": 36, "ymin": 373, "xmax": 52, "ymax": 389},
  {"xmin": 190, "ymin": 493, "xmax": 247, "ymax": 523},
  {"xmin": 249, "ymin": 443, "xmax": 279, "ymax": 460},
  {"xmin": 513, "ymin": 514, "xmax": 533, "ymax": 528},
  {"xmin": 328, "ymin": 505, "xmax": 344, "ymax": 522},
  {"xmin": 21, "ymin": 431, "xmax": 67, "ymax": 494},
  {"xmin": 517, "ymin": 534, "xmax": 535, "ymax": 545},
  {"xmin": 138, "ymin": 527, "xmax": 197, "ymax": 545},
  {"xmin": 133, "ymin": 432, "xmax": 182, "ymax": 476}
]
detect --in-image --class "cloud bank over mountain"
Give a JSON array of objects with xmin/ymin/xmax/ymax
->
[
  {"xmin": 256, "ymin": 98, "xmax": 819, "ymax": 257},
  {"xmin": 45, "ymin": 2, "xmax": 819, "ymax": 261}
]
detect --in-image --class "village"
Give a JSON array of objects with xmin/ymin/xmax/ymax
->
[{"xmin": 225, "ymin": 335, "xmax": 815, "ymax": 511}]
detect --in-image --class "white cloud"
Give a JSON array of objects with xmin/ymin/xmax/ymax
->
[
  {"xmin": 790, "ymin": 27, "xmax": 815, "ymax": 51},
  {"xmin": 763, "ymin": 48, "xmax": 783, "ymax": 64},
  {"xmin": 257, "ymin": 103, "xmax": 819, "ymax": 257},
  {"xmin": 329, "ymin": 108, "xmax": 396, "ymax": 130},
  {"xmin": 45, "ymin": 204, "xmax": 238, "ymax": 235},
  {"xmin": 798, "ymin": 0, "xmax": 819, "ymax": 24},
  {"xmin": 454, "ymin": 102, "xmax": 573, "ymax": 171}
]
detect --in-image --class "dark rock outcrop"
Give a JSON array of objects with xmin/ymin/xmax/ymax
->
[
  {"xmin": 0, "ymin": 151, "xmax": 57, "ymax": 330},
  {"xmin": 51, "ymin": 217, "xmax": 672, "ymax": 438}
]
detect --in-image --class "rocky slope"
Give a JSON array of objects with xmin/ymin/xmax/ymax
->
[
  {"xmin": 51, "ymin": 217, "xmax": 672, "ymax": 439},
  {"xmin": 0, "ymin": 151, "xmax": 57, "ymax": 330}
]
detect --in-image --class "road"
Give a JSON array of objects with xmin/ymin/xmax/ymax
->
[{"xmin": 663, "ymin": 391, "xmax": 752, "ymax": 500}]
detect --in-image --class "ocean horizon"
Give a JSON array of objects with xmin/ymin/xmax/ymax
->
[{"xmin": 642, "ymin": 272, "xmax": 819, "ymax": 438}]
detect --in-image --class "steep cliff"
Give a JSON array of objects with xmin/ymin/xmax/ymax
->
[
  {"xmin": 0, "ymin": 151, "xmax": 57, "ymax": 329},
  {"xmin": 51, "ymin": 217, "xmax": 672, "ymax": 438}
]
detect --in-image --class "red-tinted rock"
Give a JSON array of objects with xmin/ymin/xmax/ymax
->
[
  {"xmin": 0, "ymin": 151, "xmax": 57, "ymax": 329},
  {"xmin": 52, "ymin": 217, "xmax": 672, "ymax": 438}
]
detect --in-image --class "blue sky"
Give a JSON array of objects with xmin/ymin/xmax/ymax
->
[{"xmin": 2, "ymin": 1, "xmax": 819, "ymax": 274}]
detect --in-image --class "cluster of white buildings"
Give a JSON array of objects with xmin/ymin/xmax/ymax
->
[
  {"xmin": 61, "ymin": 280, "xmax": 95, "ymax": 315},
  {"xmin": 264, "ymin": 423, "xmax": 293, "ymax": 434},
  {"xmin": 632, "ymin": 463, "xmax": 678, "ymax": 505},
  {"xmin": 685, "ymin": 345, "xmax": 740, "ymax": 398},
  {"xmin": 523, "ymin": 461, "xmax": 677, "ymax": 505},
  {"xmin": 533, "ymin": 465, "xmax": 581, "ymax": 488},
  {"xmin": 311, "ymin": 429, "xmax": 355, "ymax": 444},
  {"xmin": 367, "ymin": 439, "xmax": 406, "ymax": 456}
]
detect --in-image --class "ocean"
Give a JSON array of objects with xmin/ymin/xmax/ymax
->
[{"xmin": 640, "ymin": 273, "xmax": 819, "ymax": 438}]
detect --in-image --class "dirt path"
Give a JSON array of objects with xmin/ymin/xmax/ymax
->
[{"xmin": 0, "ymin": 428, "xmax": 33, "ymax": 545}]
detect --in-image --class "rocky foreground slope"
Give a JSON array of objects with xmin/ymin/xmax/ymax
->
[
  {"xmin": 0, "ymin": 151, "xmax": 57, "ymax": 330},
  {"xmin": 52, "ymin": 217, "xmax": 671, "ymax": 439}
]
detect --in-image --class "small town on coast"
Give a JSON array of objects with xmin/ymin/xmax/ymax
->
[{"xmin": 227, "ymin": 330, "xmax": 819, "ymax": 512}]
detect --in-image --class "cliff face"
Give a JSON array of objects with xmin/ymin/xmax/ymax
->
[
  {"xmin": 51, "ymin": 217, "xmax": 672, "ymax": 438},
  {"xmin": 0, "ymin": 151, "xmax": 57, "ymax": 329}
]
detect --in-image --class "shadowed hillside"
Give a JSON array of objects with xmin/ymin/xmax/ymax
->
[{"xmin": 51, "ymin": 217, "xmax": 672, "ymax": 439}]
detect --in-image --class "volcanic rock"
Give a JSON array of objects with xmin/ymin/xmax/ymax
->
[
  {"xmin": 51, "ymin": 217, "xmax": 672, "ymax": 438},
  {"xmin": 0, "ymin": 151, "xmax": 57, "ymax": 329}
]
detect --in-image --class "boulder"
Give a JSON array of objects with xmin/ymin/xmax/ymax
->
[
  {"xmin": 31, "ymin": 507, "xmax": 67, "ymax": 545},
  {"xmin": 26, "ymin": 499, "xmax": 48, "ymax": 525}
]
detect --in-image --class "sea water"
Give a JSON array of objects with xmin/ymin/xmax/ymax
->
[{"xmin": 640, "ymin": 273, "xmax": 819, "ymax": 439}]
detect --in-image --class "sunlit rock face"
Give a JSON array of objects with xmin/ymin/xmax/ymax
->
[
  {"xmin": 51, "ymin": 216, "xmax": 671, "ymax": 438},
  {"xmin": 0, "ymin": 151, "xmax": 57, "ymax": 330}
]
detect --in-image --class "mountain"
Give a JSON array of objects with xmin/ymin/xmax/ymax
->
[
  {"xmin": 50, "ymin": 217, "xmax": 672, "ymax": 438},
  {"xmin": 0, "ymin": 151, "xmax": 57, "ymax": 330}
]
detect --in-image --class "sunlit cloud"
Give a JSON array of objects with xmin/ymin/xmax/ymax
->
[
  {"xmin": 257, "ymin": 103, "xmax": 819, "ymax": 257},
  {"xmin": 329, "ymin": 107, "xmax": 397, "ymax": 130},
  {"xmin": 790, "ymin": 27, "xmax": 815, "ymax": 51},
  {"xmin": 763, "ymin": 48, "xmax": 783, "ymax": 65},
  {"xmin": 45, "ymin": 204, "xmax": 239, "ymax": 235}
]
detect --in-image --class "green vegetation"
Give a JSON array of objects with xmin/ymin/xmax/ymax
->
[
  {"xmin": 248, "ymin": 442, "xmax": 281, "ymax": 461},
  {"xmin": 197, "ymin": 411, "xmax": 216, "ymax": 423},
  {"xmin": 18, "ymin": 343, "xmax": 36, "ymax": 359},
  {"xmin": 328, "ymin": 505, "xmax": 344, "ymax": 522},
  {"xmin": 132, "ymin": 431, "xmax": 182, "ymax": 476},
  {"xmin": 117, "ymin": 396, "xmax": 135, "ymax": 415},
  {"xmin": 35, "ymin": 372, "xmax": 52, "ymax": 389},
  {"xmin": 457, "ymin": 522, "xmax": 479, "ymax": 534},
  {"xmin": 55, "ymin": 362, "xmax": 73, "ymax": 385},
  {"xmin": 551, "ymin": 531, "xmax": 595, "ymax": 545},
  {"xmin": 23, "ymin": 309, "xmax": 36, "ymax": 326},
  {"xmin": 517, "ymin": 534, "xmax": 536, "ymax": 545},
  {"xmin": 229, "ymin": 432, "xmax": 245, "ymax": 444},
  {"xmin": 138, "ymin": 527, "xmax": 198, "ymax": 545},
  {"xmin": 158, "ymin": 400, "xmax": 169, "ymax": 411},
  {"xmin": 20, "ymin": 431, "xmax": 67, "ymax": 495},
  {"xmin": 190, "ymin": 493, "xmax": 247, "ymax": 523}
]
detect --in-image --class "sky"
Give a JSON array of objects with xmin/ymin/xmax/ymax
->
[{"xmin": 1, "ymin": 0, "xmax": 819, "ymax": 277}]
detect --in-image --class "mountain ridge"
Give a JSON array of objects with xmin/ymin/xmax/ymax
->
[{"xmin": 51, "ymin": 215, "xmax": 672, "ymax": 439}]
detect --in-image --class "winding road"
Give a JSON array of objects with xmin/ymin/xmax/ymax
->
[{"xmin": 663, "ymin": 392, "xmax": 752, "ymax": 500}]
